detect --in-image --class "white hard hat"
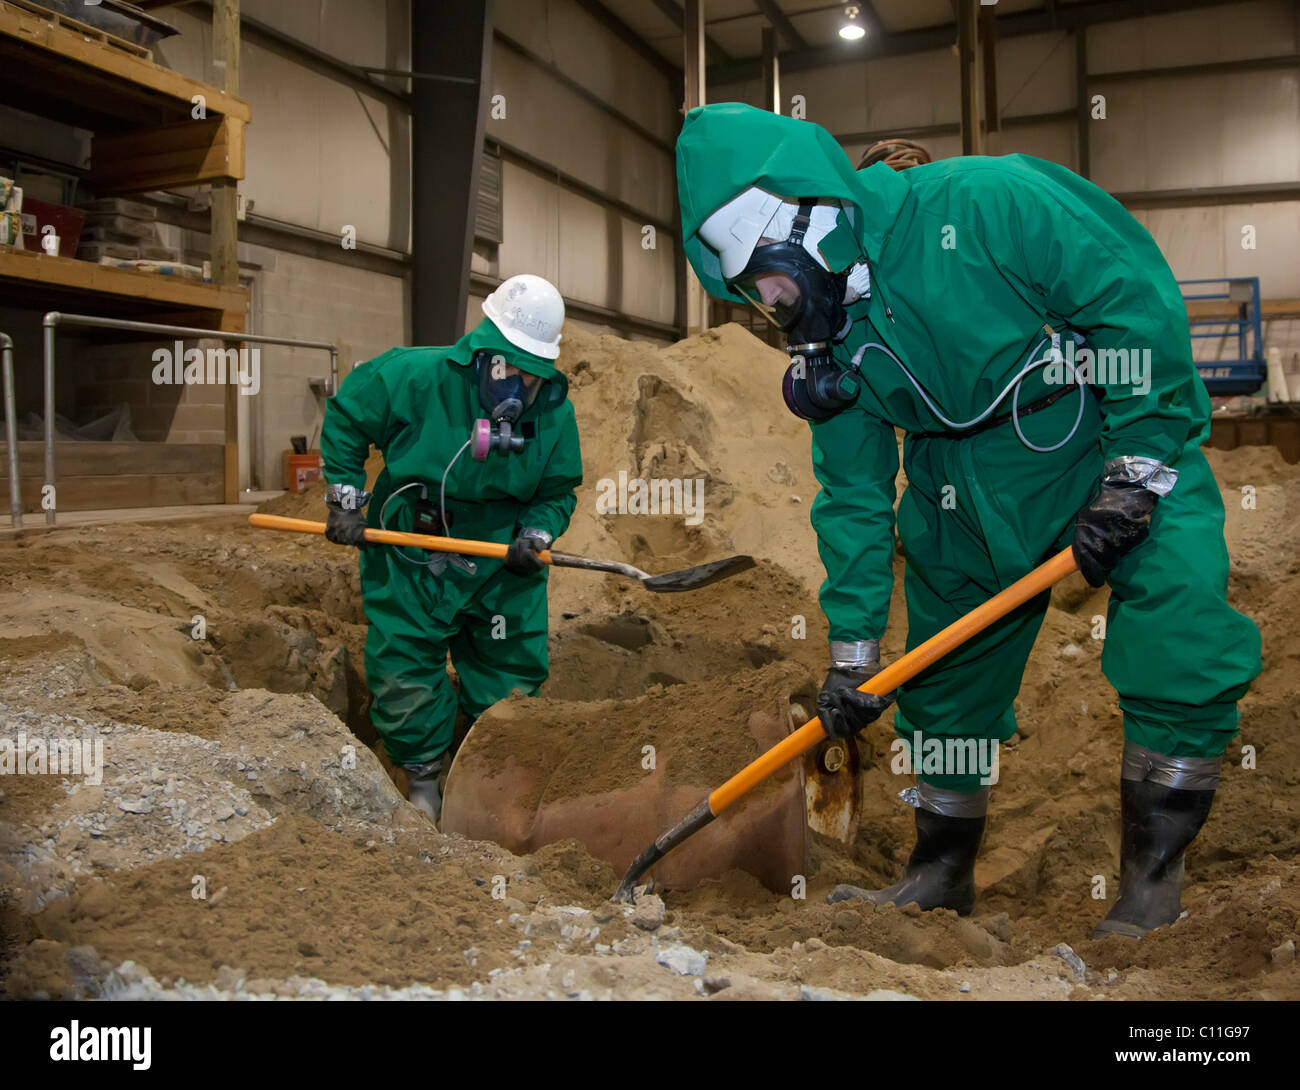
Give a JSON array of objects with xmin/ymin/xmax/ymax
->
[
  {"xmin": 482, "ymin": 274, "xmax": 565, "ymax": 359},
  {"xmin": 699, "ymin": 186, "xmax": 841, "ymax": 279}
]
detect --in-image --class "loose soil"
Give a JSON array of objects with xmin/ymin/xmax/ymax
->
[{"xmin": 1, "ymin": 325, "xmax": 1296, "ymax": 1001}]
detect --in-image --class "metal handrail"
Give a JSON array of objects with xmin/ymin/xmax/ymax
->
[
  {"xmin": 1179, "ymin": 277, "xmax": 1266, "ymax": 397},
  {"xmin": 2, "ymin": 331, "xmax": 20, "ymax": 528},
  {"xmin": 39, "ymin": 312, "xmax": 339, "ymax": 527}
]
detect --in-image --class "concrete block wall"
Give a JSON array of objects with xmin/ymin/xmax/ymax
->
[
  {"xmin": 73, "ymin": 339, "xmax": 227, "ymax": 444},
  {"xmin": 252, "ymin": 249, "xmax": 407, "ymax": 490}
]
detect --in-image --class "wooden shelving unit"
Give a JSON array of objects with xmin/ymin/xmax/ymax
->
[
  {"xmin": 0, "ymin": 246, "xmax": 247, "ymax": 322},
  {"xmin": 0, "ymin": 0, "xmax": 250, "ymax": 328},
  {"xmin": 0, "ymin": 0, "xmax": 252, "ymax": 513}
]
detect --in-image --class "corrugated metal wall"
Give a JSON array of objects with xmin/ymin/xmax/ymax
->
[
  {"xmin": 478, "ymin": 0, "xmax": 682, "ymax": 340},
  {"xmin": 155, "ymin": 0, "xmax": 412, "ymax": 490},
  {"xmin": 712, "ymin": 0, "xmax": 1299, "ymax": 310}
]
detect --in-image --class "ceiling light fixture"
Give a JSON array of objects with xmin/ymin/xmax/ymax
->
[{"xmin": 839, "ymin": 4, "xmax": 866, "ymax": 41}]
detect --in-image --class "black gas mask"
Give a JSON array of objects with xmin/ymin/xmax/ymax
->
[
  {"xmin": 475, "ymin": 349, "xmax": 539, "ymax": 422},
  {"xmin": 471, "ymin": 350, "xmax": 541, "ymax": 459},
  {"xmin": 728, "ymin": 202, "xmax": 862, "ymax": 422}
]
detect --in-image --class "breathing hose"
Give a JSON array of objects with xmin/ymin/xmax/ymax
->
[
  {"xmin": 850, "ymin": 331, "xmax": 1087, "ymax": 453},
  {"xmin": 379, "ymin": 436, "xmax": 473, "ymax": 568}
]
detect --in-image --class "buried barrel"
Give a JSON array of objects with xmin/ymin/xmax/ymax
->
[{"xmin": 439, "ymin": 667, "xmax": 824, "ymax": 893}]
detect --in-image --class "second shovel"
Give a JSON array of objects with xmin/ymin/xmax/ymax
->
[{"xmin": 247, "ymin": 513, "xmax": 755, "ymax": 593}]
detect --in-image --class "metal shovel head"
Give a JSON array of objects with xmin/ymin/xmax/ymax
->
[{"xmin": 641, "ymin": 554, "xmax": 756, "ymax": 593}]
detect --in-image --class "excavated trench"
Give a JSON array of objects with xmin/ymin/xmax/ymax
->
[{"xmin": 1, "ymin": 325, "xmax": 1297, "ymax": 1001}]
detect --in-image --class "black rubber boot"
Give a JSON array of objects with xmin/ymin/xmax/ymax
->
[
  {"xmin": 828, "ymin": 806, "xmax": 986, "ymax": 916},
  {"xmin": 1093, "ymin": 777, "xmax": 1216, "ymax": 939},
  {"xmin": 403, "ymin": 756, "xmax": 444, "ymax": 825}
]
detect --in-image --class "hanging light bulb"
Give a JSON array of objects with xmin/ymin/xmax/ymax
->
[{"xmin": 839, "ymin": 4, "xmax": 866, "ymax": 41}]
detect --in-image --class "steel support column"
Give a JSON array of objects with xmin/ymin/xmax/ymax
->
[
  {"xmin": 1077, "ymin": 31, "xmax": 1091, "ymax": 178},
  {"xmin": 958, "ymin": 0, "xmax": 980, "ymax": 155},
  {"xmin": 980, "ymin": 1, "xmax": 999, "ymax": 150},
  {"xmin": 684, "ymin": 0, "xmax": 708, "ymax": 334},
  {"xmin": 762, "ymin": 26, "xmax": 780, "ymax": 114},
  {"xmin": 412, "ymin": 0, "xmax": 493, "ymax": 345}
]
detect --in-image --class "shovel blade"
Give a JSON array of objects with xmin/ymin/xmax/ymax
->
[{"xmin": 641, "ymin": 554, "xmax": 756, "ymax": 593}]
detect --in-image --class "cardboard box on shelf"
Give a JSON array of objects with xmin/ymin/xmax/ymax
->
[
  {"xmin": 81, "ymin": 215, "xmax": 158, "ymax": 242},
  {"xmin": 77, "ymin": 241, "xmax": 181, "ymax": 263},
  {"xmin": 76, "ymin": 240, "xmax": 144, "ymax": 261},
  {"xmin": 78, "ymin": 197, "xmax": 158, "ymax": 221}
]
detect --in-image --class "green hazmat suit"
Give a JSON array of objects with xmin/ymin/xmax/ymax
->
[
  {"xmin": 321, "ymin": 317, "xmax": 582, "ymax": 767},
  {"xmin": 677, "ymin": 103, "xmax": 1260, "ymax": 791}
]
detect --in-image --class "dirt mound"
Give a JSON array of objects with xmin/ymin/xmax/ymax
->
[
  {"xmin": 2, "ymin": 325, "xmax": 1298, "ymax": 1001},
  {"xmin": 551, "ymin": 325, "xmax": 826, "ymax": 616},
  {"xmin": 543, "ymin": 558, "xmax": 828, "ymax": 703},
  {"xmin": 15, "ymin": 815, "xmax": 517, "ymax": 993}
]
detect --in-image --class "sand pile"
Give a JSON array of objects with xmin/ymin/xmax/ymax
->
[
  {"xmin": 549, "ymin": 325, "xmax": 830, "ymax": 615},
  {"xmin": 1, "ymin": 324, "xmax": 1297, "ymax": 1001},
  {"xmin": 256, "ymin": 450, "xmax": 385, "ymax": 521}
]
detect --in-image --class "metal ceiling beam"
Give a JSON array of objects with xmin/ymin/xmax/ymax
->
[
  {"xmin": 488, "ymin": 138, "xmax": 678, "ymax": 236},
  {"xmin": 572, "ymin": 0, "xmax": 682, "ymax": 78},
  {"xmin": 1091, "ymin": 52, "xmax": 1300, "ymax": 83},
  {"xmin": 1112, "ymin": 181, "xmax": 1300, "ymax": 209},
  {"xmin": 833, "ymin": 108, "xmax": 1075, "ymax": 146},
  {"xmin": 858, "ymin": 2, "xmax": 887, "ymax": 40},
  {"xmin": 188, "ymin": 0, "xmax": 411, "ymax": 108},
  {"xmin": 709, "ymin": 0, "xmax": 1245, "ymax": 83},
  {"xmin": 753, "ymin": 0, "xmax": 806, "ymax": 50},
  {"xmin": 651, "ymin": 0, "xmax": 732, "ymax": 63},
  {"xmin": 496, "ymin": 31, "xmax": 674, "ymax": 153}
]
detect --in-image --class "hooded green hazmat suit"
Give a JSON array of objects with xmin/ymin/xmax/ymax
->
[
  {"xmin": 677, "ymin": 103, "xmax": 1260, "ymax": 793},
  {"xmin": 321, "ymin": 317, "xmax": 582, "ymax": 766}
]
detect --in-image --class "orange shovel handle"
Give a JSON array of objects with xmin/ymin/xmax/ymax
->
[
  {"xmin": 706, "ymin": 546, "xmax": 1079, "ymax": 814},
  {"xmin": 247, "ymin": 512, "xmax": 554, "ymax": 564}
]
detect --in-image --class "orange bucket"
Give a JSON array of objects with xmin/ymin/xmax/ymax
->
[{"xmin": 286, "ymin": 453, "xmax": 323, "ymax": 493}]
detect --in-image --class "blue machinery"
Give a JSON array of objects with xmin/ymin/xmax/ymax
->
[{"xmin": 1180, "ymin": 277, "xmax": 1267, "ymax": 397}]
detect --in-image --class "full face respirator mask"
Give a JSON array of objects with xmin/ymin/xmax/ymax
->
[
  {"xmin": 727, "ymin": 202, "xmax": 862, "ymax": 422},
  {"xmin": 471, "ymin": 349, "xmax": 540, "ymax": 459}
]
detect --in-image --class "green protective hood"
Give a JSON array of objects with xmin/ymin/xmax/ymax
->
[
  {"xmin": 454, "ymin": 316, "xmax": 569, "ymax": 411},
  {"xmin": 677, "ymin": 102, "xmax": 876, "ymax": 305}
]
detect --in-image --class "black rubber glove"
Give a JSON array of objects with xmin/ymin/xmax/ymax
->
[
  {"xmin": 324, "ymin": 506, "xmax": 368, "ymax": 547},
  {"xmin": 504, "ymin": 528, "xmax": 551, "ymax": 575},
  {"xmin": 818, "ymin": 666, "xmax": 894, "ymax": 739},
  {"xmin": 1071, "ymin": 483, "xmax": 1158, "ymax": 587}
]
